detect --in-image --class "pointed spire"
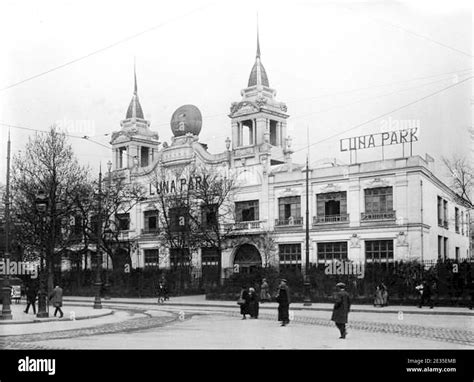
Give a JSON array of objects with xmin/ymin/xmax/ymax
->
[
  {"xmin": 256, "ymin": 14, "xmax": 261, "ymax": 58},
  {"xmin": 134, "ymin": 57, "xmax": 137, "ymax": 95}
]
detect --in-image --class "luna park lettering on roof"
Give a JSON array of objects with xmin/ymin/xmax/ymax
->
[
  {"xmin": 339, "ymin": 128, "xmax": 419, "ymax": 152},
  {"xmin": 154, "ymin": 174, "xmax": 209, "ymax": 194}
]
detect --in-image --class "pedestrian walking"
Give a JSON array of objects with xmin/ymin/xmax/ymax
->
[
  {"xmin": 373, "ymin": 285, "xmax": 383, "ymax": 307},
  {"xmin": 417, "ymin": 280, "xmax": 434, "ymax": 309},
  {"xmin": 260, "ymin": 278, "xmax": 271, "ymax": 303},
  {"xmin": 24, "ymin": 284, "xmax": 37, "ymax": 314},
  {"xmin": 331, "ymin": 282, "xmax": 351, "ymax": 339},
  {"xmin": 276, "ymin": 279, "xmax": 290, "ymax": 326},
  {"xmin": 238, "ymin": 286, "xmax": 250, "ymax": 319},
  {"xmin": 381, "ymin": 282, "xmax": 388, "ymax": 307},
  {"xmin": 248, "ymin": 287, "xmax": 259, "ymax": 318},
  {"xmin": 49, "ymin": 285, "xmax": 64, "ymax": 318}
]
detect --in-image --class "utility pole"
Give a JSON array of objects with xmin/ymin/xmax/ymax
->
[
  {"xmin": 93, "ymin": 165, "xmax": 103, "ymax": 309},
  {"xmin": 1, "ymin": 131, "xmax": 13, "ymax": 320},
  {"xmin": 303, "ymin": 125, "xmax": 312, "ymax": 306}
]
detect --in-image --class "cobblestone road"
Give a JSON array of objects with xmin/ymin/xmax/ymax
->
[{"xmin": 1, "ymin": 303, "xmax": 472, "ymax": 349}]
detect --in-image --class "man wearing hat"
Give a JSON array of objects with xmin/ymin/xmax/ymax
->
[
  {"xmin": 276, "ymin": 279, "xmax": 291, "ymax": 326},
  {"xmin": 331, "ymin": 282, "xmax": 351, "ymax": 339}
]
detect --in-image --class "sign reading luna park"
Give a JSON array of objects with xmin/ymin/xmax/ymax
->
[{"xmin": 339, "ymin": 127, "xmax": 419, "ymax": 152}]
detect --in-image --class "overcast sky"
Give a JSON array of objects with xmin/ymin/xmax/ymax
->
[{"xmin": 0, "ymin": 0, "xmax": 472, "ymax": 185}]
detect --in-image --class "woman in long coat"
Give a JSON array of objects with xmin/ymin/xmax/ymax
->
[
  {"xmin": 260, "ymin": 279, "xmax": 271, "ymax": 303},
  {"xmin": 248, "ymin": 287, "xmax": 259, "ymax": 318},
  {"xmin": 374, "ymin": 285, "xmax": 383, "ymax": 307},
  {"xmin": 331, "ymin": 282, "xmax": 351, "ymax": 338},
  {"xmin": 49, "ymin": 285, "xmax": 64, "ymax": 318},
  {"xmin": 276, "ymin": 279, "xmax": 290, "ymax": 326},
  {"xmin": 239, "ymin": 286, "xmax": 250, "ymax": 319}
]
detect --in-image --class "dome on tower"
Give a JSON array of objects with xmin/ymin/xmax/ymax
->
[
  {"xmin": 170, "ymin": 105, "xmax": 202, "ymax": 137},
  {"xmin": 248, "ymin": 59, "xmax": 269, "ymax": 87}
]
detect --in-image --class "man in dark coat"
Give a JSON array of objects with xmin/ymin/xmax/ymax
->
[
  {"xmin": 276, "ymin": 279, "xmax": 291, "ymax": 326},
  {"xmin": 248, "ymin": 287, "xmax": 259, "ymax": 318},
  {"xmin": 418, "ymin": 280, "xmax": 434, "ymax": 309},
  {"xmin": 331, "ymin": 282, "xmax": 351, "ymax": 339},
  {"xmin": 24, "ymin": 284, "xmax": 37, "ymax": 314},
  {"xmin": 49, "ymin": 285, "xmax": 64, "ymax": 318},
  {"xmin": 239, "ymin": 286, "xmax": 250, "ymax": 319}
]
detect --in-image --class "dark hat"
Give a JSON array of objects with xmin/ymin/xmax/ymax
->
[
  {"xmin": 280, "ymin": 279, "xmax": 288, "ymax": 283},
  {"xmin": 336, "ymin": 282, "xmax": 346, "ymax": 288}
]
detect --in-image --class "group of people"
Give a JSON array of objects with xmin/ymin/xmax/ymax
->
[
  {"xmin": 23, "ymin": 284, "xmax": 64, "ymax": 318},
  {"xmin": 373, "ymin": 282, "xmax": 388, "ymax": 307},
  {"xmin": 239, "ymin": 278, "xmax": 349, "ymax": 335}
]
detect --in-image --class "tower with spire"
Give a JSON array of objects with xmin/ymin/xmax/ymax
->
[
  {"xmin": 229, "ymin": 21, "xmax": 289, "ymax": 167},
  {"xmin": 110, "ymin": 64, "xmax": 159, "ymax": 171}
]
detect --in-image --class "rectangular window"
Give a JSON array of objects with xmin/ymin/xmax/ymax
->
[
  {"xmin": 201, "ymin": 204, "xmax": 218, "ymax": 228},
  {"xmin": 316, "ymin": 192, "xmax": 348, "ymax": 222},
  {"xmin": 277, "ymin": 196, "xmax": 302, "ymax": 225},
  {"xmin": 270, "ymin": 120, "xmax": 278, "ymax": 146},
  {"xmin": 364, "ymin": 187, "xmax": 393, "ymax": 213},
  {"xmin": 143, "ymin": 210, "xmax": 158, "ymax": 233},
  {"xmin": 365, "ymin": 240, "xmax": 394, "ymax": 263},
  {"xmin": 279, "ymin": 244, "xmax": 302, "ymax": 269},
  {"xmin": 443, "ymin": 200, "xmax": 448, "ymax": 228},
  {"xmin": 443, "ymin": 237, "xmax": 448, "ymax": 260},
  {"xmin": 455, "ymin": 247, "xmax": 460, "ymax": 261},
  {"xmin": 235, "ymin": 200, "xmax": 259, "ymax": 222},
  {"xmin": 461, "ymin": 211, "xmax": 464, "ymax": 235},
  {"xmin": 437, "ymin": 196, "xmax": 443, "ymax": 226},
  {"xmin": 317, "ymin": 242, "xmax": 348, "ymax": 263},
  {"xmin": 438, "ymin": 236, "xmax": 443, "ymax": 259},
  {"xmin": 170, "ymin": 248, "xmax": 190, "ymax": 268},
  {"xmin": 144, "ymin": 249, "xmax": 159, "ymax": 268},
  {"xmin": 455, "ymin": 207, "xmax": 460, "ymax": 233},
  {"xmin": 116, "ymin": 213, "xmax": 130, "ymax": 231},
  {"xmin": 169, "ymin": 207, "xmax": 188, "ymax": 232},
  {"xmin": 141, "ymin": 147, "xmax": 149, "ymax": 167},
  {"xmin": 201, "ymin": 247, "xmax": 219, "ymax": 266}
]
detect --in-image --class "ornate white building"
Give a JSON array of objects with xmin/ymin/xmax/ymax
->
[{"xmin": 106, "ymin": 33, "xmax": 471, "ymax": 282}]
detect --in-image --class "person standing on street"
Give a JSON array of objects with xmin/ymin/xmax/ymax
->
[
  {"xmin": 24, "ymin": 284, "xmax": 37, "ymax": 314},
  {"xmin": 239, "ymin": 286, "xmax": 250, "ymax": 320},
  {"xmin": 331, "ymin": 282, "xmax": 351, "ymax": 339},
  {"xmin": 49, "ymin": 285, "xmax": 64, "ymax": 318},
  {"xmin": 418, "ymin": 280, "xmax": 434, "ymax": 309},
  {"xmin": 276, "ymin": 279, "xmax": 290, "ymax": 326},
  {"xmin": 248, "ymin": 287, "xmax": 259, "ymax": 319},
  {"xmin": 260, "ymin": 278, "xmax": 271, "ymax": 303}
]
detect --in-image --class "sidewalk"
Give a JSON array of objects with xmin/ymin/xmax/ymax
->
[
  {"xmin": 64, "ymin": 294, "xmax": 474, "ymax": 316},
  {"xmin": 0, "ymin": 301, "xmax": 113, "ymax": 325}
]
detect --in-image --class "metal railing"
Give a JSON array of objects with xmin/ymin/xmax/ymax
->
[
  {"xmin": 141, "ymin": 228, "xmax": 159, "ymax": 235},
  {"xmin": 313, "ymin": 214, "xmax": 349, "ymax": 224},
  {"xmin": 275, "ymin": 217, "xmax": 303, "ymax": 226},
  {"xmin": 223, "ymin": 220, "xmax": 264, "ymax": 231},
  {"xmin": 361, "ymin": 211, "xmax": 396, "ymax": 221}
]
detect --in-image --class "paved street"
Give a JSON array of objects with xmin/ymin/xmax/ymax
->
[{"xmin": 0, "ymin": 295, "xmax": 472, "ymax": 349}]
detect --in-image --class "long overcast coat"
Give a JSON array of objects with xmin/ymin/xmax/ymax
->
[{"xmin": 331, "ymin": 289, "xmax": 351, "ymax": 324}]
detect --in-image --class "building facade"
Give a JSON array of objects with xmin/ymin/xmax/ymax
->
[{"xmin": 104, "ymin": 34, "xmax": 471, "ymax": 281}]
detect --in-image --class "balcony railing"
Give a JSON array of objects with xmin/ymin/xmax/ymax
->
[
  {"xmin": 275, "ymin": 217, "xmax": 303, "ymax": 227},
  {"xmin": 223, "ymin": 220, "xmax": 264, "ymax": 231},
  {"xmin": 361, "ymin": 211, "xmax": 396, "ymax": 221},
  {"xmin": 313, "ymin": 214, "xmax": 349, "ymax": 224},
  {"xmin": 141, "ymin": 228, "xmax": 159, "ymax": 235}
]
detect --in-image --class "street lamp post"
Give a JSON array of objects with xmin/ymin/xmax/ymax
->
[
  {"xmin": 103, "ymin": 160, "xmax": 112, "ymax": 300},
  {"xmin": 35, "ymin": 190, "xmax": 49, "ymax": 318},
  {"xmin": 1, "ymin": 131, "xmax": 13, "ymax": 320},
  {"xmin": 303, "ymin": 156, "xmax": 312, "ymax": 306},
  {"xmin": 93, "ymin": 166, "xmax": 103, "ymax": 309}
]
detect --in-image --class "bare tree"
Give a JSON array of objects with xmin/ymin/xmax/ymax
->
[
  {"xmin": 259, "ymin": 231, "xmax": 278, "ymax": 269},
  {"xmin": 442, "ymin": 155, "xmax": 474, "ymax": 204},
  {"xmin": 10, "ymin": 127, "xmax": 90, "ymax": 290}
]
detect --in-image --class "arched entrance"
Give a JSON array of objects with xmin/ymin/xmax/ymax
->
[{"xmin": 233, "ymin": 244, "xmax": 262, "ymax": 274}]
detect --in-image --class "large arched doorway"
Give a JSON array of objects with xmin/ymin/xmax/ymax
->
[{"xmin": 233, "ymin": 244, "xmax": 262, "ymax": 274}]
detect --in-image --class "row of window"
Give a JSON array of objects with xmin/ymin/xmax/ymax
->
[
  {"xmin": 437, "ymin": 196, "xmax": 468, "ymax": 235},
  {"xmin": 141, "ymin": 240, "xmax": 394, "ymax": 268}
]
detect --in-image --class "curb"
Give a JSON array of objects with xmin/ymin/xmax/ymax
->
[
  {"xmin": 0, "ymin": 307, "xmax": 114, "ymax": 325},
  {"xmin": 63, "ymin": 299, "xmax": 474, "ymax": 317}
]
